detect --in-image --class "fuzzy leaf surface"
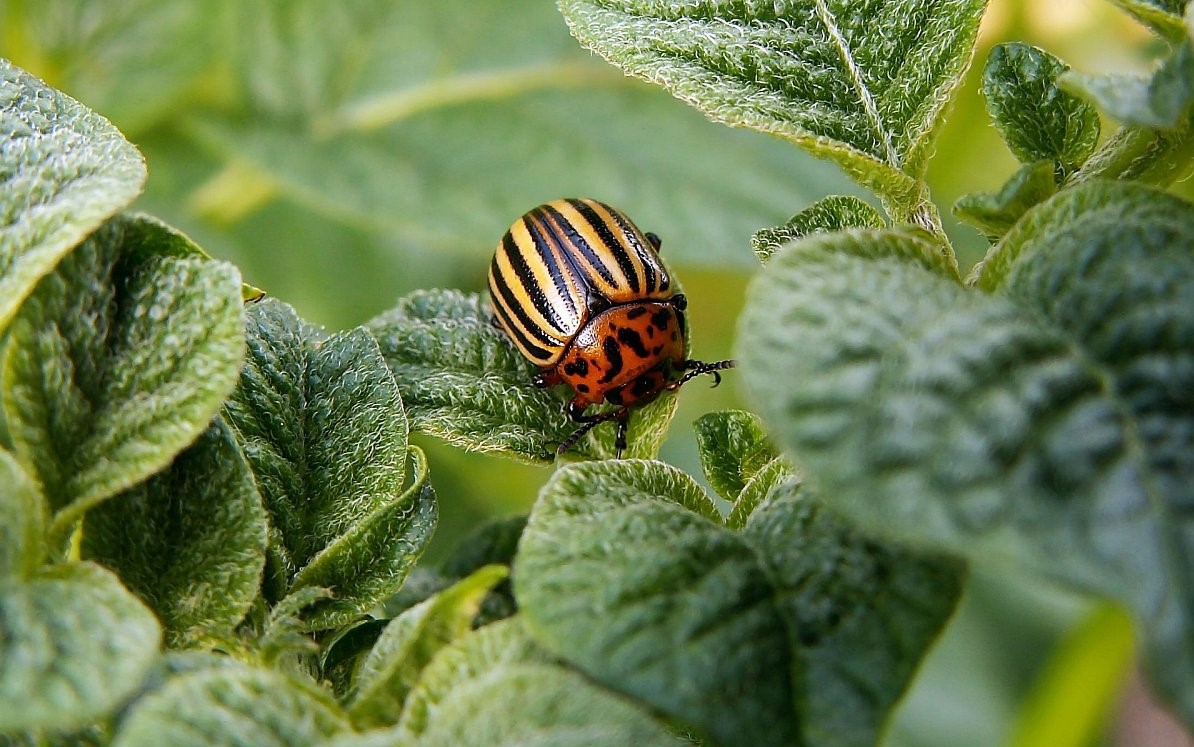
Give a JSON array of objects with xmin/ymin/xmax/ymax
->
[
  {"xmin": 349, "ymin": 565, "xmax": 508, "ymax": 728},
  {"xmin": 1062, "ymin": 40, "xmax": 1194, "ymax": 129},
  {"xmin": 2, "ymin": 214, "xmax": 245, "ymax": 545},
  {"xmin": 82, "ymin": 418, "xmax": 267, "ymax": 648},
  {"xmin": 0, "ymin": 562, "xmax": 160, "ymax": 732},
  {"xmin": 738, "ymin": 184, "xmax": 1194, "ymax": 725},
  {"xmin": 0, "ymin": 447, "xmax": 44, "ymax": 578},
  {"xmin": 224, "ymin": 299, "xmax": 410, "ymax": 607},
  {"xmin": 557, "ymin": 0, "xmax": 988, "ymax": 209},
  {"xmin": 693, "ymin": 409, "xmax": 779, "ymax": 502},
  {"xmin": 953, "ymin": 160, "xmax": 1057, "ymax": 241},
  {"xmin": 1108, "ymin": 0, "xmax": 1188, "ymax": 39},
  {"xmin": 516, "ymin": 459, "xmax": 961, "ymax": 747},
  {"xmin": 982, "ymin": 43, "xmax": 1100, "ymax": 173},
  {"xmin": 0, "ymin": 59, "xmax": 146, "ymax": 330},
  {"xmin": 367, "ymin": 289, "xmax": 675, "ymax": 463},
  {"xmin": 112, "ymin": 668, "xmax": 349, "ymax": 747},
  {"xmin": 751, "ymin": 196, "xmax": 885, "ymax": 264},
  {"xmin": 398, "ymin": 618, "xmax": 676, "ymax": 747}
]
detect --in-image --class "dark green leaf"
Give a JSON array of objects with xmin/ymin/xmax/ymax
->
[
  {"xmin": 438, "ymin": 514, "xmax": 527, "ymax": 626},
  {"xmin": 82, "ymin": 418, "xmax": 267, "ymax": 648},
  {"xmin": 349, "ymin": 566, "xmax": 509, "ymax": 728},
  {"xmin": 0, "ymin": 562, "xmax": 160, "ymax": 732},
  {"xmin": 737, "ymin": 182, "xmax": 1194, "ymax": 726},
  {"xmin": 288, "ymin": 446, "xmax": 437, "ymax": 630},
  {"xmin": 0, "ymin": 58, "xmax": 146, "ymax": 330},
  {"xmin": 557, "ymin": 0, "xmax": 989, "ymax": 213},
  {"xmin": 982, "ymin": 43, "xmax": 1100, "ymax": 174},
  {"xmin": 112, "ymin": 667, "xmax": 349, "ymax": 747},
  {"xmin": 2, "ymin": 214, "xmax": 245, "ymax": 547},
  {"xmin": 0, "ymin": 447, "xmax": 44, "ymax": 578},
  {"xmin": 751, "ymin": 196, "xmax": 885, "ymax": 264},
  {"xmin": 367, "ymin": 289, "xmax": 675, "ymax": 463},
  {"xmin": 693, "ymin": 409, "xmax": 779, "ymax": 502},
  {"xmin": 1062, "ymin": 39, "xmax": 1194, "ymax": 129},
  {"xmin": 953, "ymin": 160, "xmax": 1057, "ymax": 241},
  {"xmin": 516, "ymin": 459, "xmax": 960, "ymax": 747},
  {"xmin": 398, "ymin": 617, "xmax": 676, "ymax": 747}
]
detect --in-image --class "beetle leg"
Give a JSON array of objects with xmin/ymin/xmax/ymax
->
[
  {"xmin": 674, "ymin": 359, "xmax": 736, "ymax": 389},
  {"xmin": 614, "ymin": 409, "xmax": 630, "ymax": 458},
  {"xmin": 533, "ymin": 369, "xmax": 563, "ymax": 389},
  {"xmin": 555, "ymin": 407, "xmax": 624, "ymax": 457},
  {"xmin": 488, "ymin": 313, "xmax": 504, "ymax": 331}
]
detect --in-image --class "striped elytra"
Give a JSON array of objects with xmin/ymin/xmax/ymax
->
[{"xmin": 488, "ymin": 198, "xmax": 734, "ymax": 457}]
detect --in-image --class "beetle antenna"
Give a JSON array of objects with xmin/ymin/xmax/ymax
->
[
  {"xmin": 556, "ymin": 408, "xmax": 626, "ymax": 456},
  {"xmin": 676, "ymin": 359, "xmax": 736, "ymax": 388}
]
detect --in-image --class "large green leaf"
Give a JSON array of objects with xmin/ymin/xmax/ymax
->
[
  {"xmin": 0, "ymin": 447, "xmax": 44, "ymax": 578},
  {"xmin": 224, "ymin": 298, "xmax": 412, "ymax": 608},
  {"xmin": 751, "ymin": 196, "xmax": 886, "ymax": 264},
  {"xmin": 112, "ymin": 667, "xmax": 350, "ymax": 747},
  {"xmin": 367, "ymin": 289, "xmax": 676, "ymax": 463},
  {"xmin": 396, "ymin": 618, "xmax": 677, "ymax": 747},
  {"xmin": 0, "ymin": 562, "xmax": 161, "ymax": 733},
  {"xmin": 953, "ymin": 160, "xmax": 1057, "ymax": 242},
  {"xmin": 556, "ymin": 0, "xmax": 989, "ymax": 215},
  {"xmin": 516, "ymin": 459, "xmax": 962, "ymax": 747},
  {"xmin": 81, "ymin": 418, "xmax": 267, "ymax": 648},
  {"xmin": 0, "ymin": 58, "xmax": 146, "ymax": 330},
  {"xmin": 737, "ymin": 181, "xmax": 1194, "ymax": 726},
  {"xmin": 2, "ymin": 214, "xmax": 245, "ymax": 547}
]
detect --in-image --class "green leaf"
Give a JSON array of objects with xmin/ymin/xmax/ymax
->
[
  {"xmin": 726, "ymin": 455, "xmax": 793, "ymax": 530},
  {"xmin": 81, "ymin": 418, "xmax": 268, "ymax": 648},
  {"xmin": 693, "ymin": 409, "xmax": 779, "ymax": 502},
  {"xmin": 438, "ymin": 514, "xmax": 527, "ymax": 626},
  {"xmin": 0, "ymin": 562, "xmax": 161, "ymax": 732},
  {"xmin": 1107, "ymin": 0, "xmax": 1188, "ymax": 40},
  {"xmin": 516, "ymin": 459, "xmax": 961, "ymax": 747},
  {"xmin": 224, "ymin": 298, "xmax": 419, "ymax": 619},
  {"xmin": 287, "ymin": 446, "xmax": 437, "ymax": 630},
  {"xmin": 349, "ymin": 565, "xmax": 509, "ymax": 728},
  {"xmin": 367, "ymin": 289, "xmax": 675, "ymax": 463},
  {"xmin": 556, "ymin": 0, "xmax": 989, "ymax": 214},
  {"xmin": 2, "ymin": 214, "xmax": 245, "ymax": 547},
  {"xmin": 953, "ymin": 160, "xmax": 1058, "ymax": 241},
  {"xmin": 736, "ymin": 182, "xmax": 1194, "ymax": 726},
  {"xmin": 982, "ymin": 43, "xmax": 1100, "ymax": 174},
  {"xmin": 0, "ymin": 447, "xmax": 44, "ymax": 578},
  {"xmin": 1062, "ymin": 39, "xmax": 1194, "ymax": 129},
  {"xmin": 751, "ymin": 196, "xmax": 885, "ymax": 264},
  {"xmin": 0, "ymin": 58, "xmax": 146, "ymax": 331},
  {"xmin": 112, "ymin": 668, "xmax": 350, "ymax": 747},
  {"xmin": 398, "ymin": 618, "xmax": 677, "ymax": 747}
]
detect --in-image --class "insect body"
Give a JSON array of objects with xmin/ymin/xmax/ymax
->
[{"xmin": 488, "ymin": 198, "xmax": 733, "ymax": 457}]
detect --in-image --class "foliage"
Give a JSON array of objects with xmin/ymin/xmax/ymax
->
[{"xmin": 0, "ymin": 1, "xmax": 1191, "ymax": 746}]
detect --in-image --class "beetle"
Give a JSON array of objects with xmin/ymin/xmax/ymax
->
[{"xmin": 488, "ymin": 197, "xmax": 734, "ymax": 457}]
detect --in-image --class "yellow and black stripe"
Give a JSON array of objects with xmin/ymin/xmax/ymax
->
[{"xmin": 489, "ymin": 198, "xmax": 673, "ymax": 366}]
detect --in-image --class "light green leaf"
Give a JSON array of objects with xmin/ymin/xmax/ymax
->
[
  {"xmin": 516, "ymin": 459, "xmax": 961, "ymax": 747},
  {"xmin": 557, "ymin": 0, "xmax": 989, "ymax": 215},
  {"xmin": 1107, "ymin": 0, "xmax": 1188, "ymax": 40},
  {"xmin": 693, "ymin": 409, "xmax": 779, "ymax": 502},
  {"xmin": 0, "ymin": 58, "xmax": 146, "ymax": 331},
  {"xmin": 1062, "ymin": 40, "xmax": 1194, "ymax": 129},
  {"xmin": 0, "ymin": 447, "xmax": 44, "ymax": 578},
  {"xmin": 0, "ymin": 562, "xmax": 161, "ymax": 733},
  {"xmin": 982, "ymin": 43, "xmax": 1100, "ymax": 174},
  {"xmin": 398, "ymin": 618, "xmax": 677, "ymax": 747},
  {"xmin": 736, "ymin": 182, "xmax": 1194, "ymax": 726},
  {"xmin": 224, "ymin": 298, "xmax": 417, "ymax": 622},
  {"xmin": 288, "ymin": 446, "xmax": 437, "ymax": 631},
  {"xmin": 954, "ymin": 160, "xmax": 1058, "ymax": 241},
  {"xmin": 2, "ymin": 214, "xmax": 245, "ymax": 547},
  {"xmin": 1069, "ymin": 113, "xmax": 1194, "ymax": 187},
  {"xmin": 751, "ymin": 196, "xmax": 885, "ymax": 264},
  {"xmin": 349, "ymin": 565, "xmax": 509, "ymax": 729},
  {"xmin": 367, "ymin": 289, "xmax": 675, "ymax": 463},
  {"xmin": 726, "ymin": 456, "xmax": 793, "ymax": 530},
  {"xmin": 81, "ymin": 418, "xmax": 267, "ymax": 648},
  {"xmin": 112, "ymin": 668, "xmax": 349, "ymax": 747}
]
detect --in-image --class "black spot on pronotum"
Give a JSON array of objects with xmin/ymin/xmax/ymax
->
[
  {"xmin": 576, "ymin": 383, "xmax": 590, "ymax": 393},
  {"xmin": 616, "ymin": 327, "xmax": 649, "ymax": 358},
  {"xmin": 650, "ymin": 307, "xmax": 671, "ymax": 331},
  {"xmin": 600, "ymin": 336, "xmax": 624, "ymax": 383},
  {"xmin": 563, "ymin": 359, "xmax": 589, "ymax": 377},
  {"xmin": 652, "ymin": 345, "xmax": 663, "ymax": 355},
  {"xmin": 626, "ymin": 306, "xmax": 648, "ymax": 320}
]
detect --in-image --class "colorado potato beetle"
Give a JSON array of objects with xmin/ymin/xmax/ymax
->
[{"xmin": 488, "ymin": 198, "xmax": 734, "ymax": 457}]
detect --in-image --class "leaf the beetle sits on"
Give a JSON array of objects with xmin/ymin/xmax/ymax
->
[
  {"xmin": 368, "ymin": 288, "xmax": 675, "ymax": 463},
  {"xmin": 0, "ymin": 447, "xmax": 44, "ymax": 579},
  {"xmin": 751, "ymin": 196, "xmax": 886, "ymax": 264},
  {"xmin": 557, "ymin": 0, "xmax": 989, "ymax": 219},
  {"xmin": 953, "ymin": 160, "xmax": 1058, "ymax": 241},
  {"xmin": 982, "ymin": 43, "xmax": 1100, "ymax": 178},
  {"xmin": 0, "ymin": 562, "xmax": 161, "ymax": 734},
  {"xmin": 81, "ymin": 417, "xmax": 268, "ymax": 649},
  {"xmin": 738, "ymin": 180, "xmax": 1194, "ymax": 727},
  {"xmin": 1, "ymin": 213, "xmax": 245, "ymax": 549},
  {"xmin": 0, "ymin": 58, "xmax": 146, "ymax": 331},
  {"xmin": 516, "ymin": 459, "xmax": 963, "ymax": 747}
]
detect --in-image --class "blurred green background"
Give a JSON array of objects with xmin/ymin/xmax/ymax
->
[{"xmin": 2, "ymin": 1, "xmax": 1186, "ymax": 745}]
